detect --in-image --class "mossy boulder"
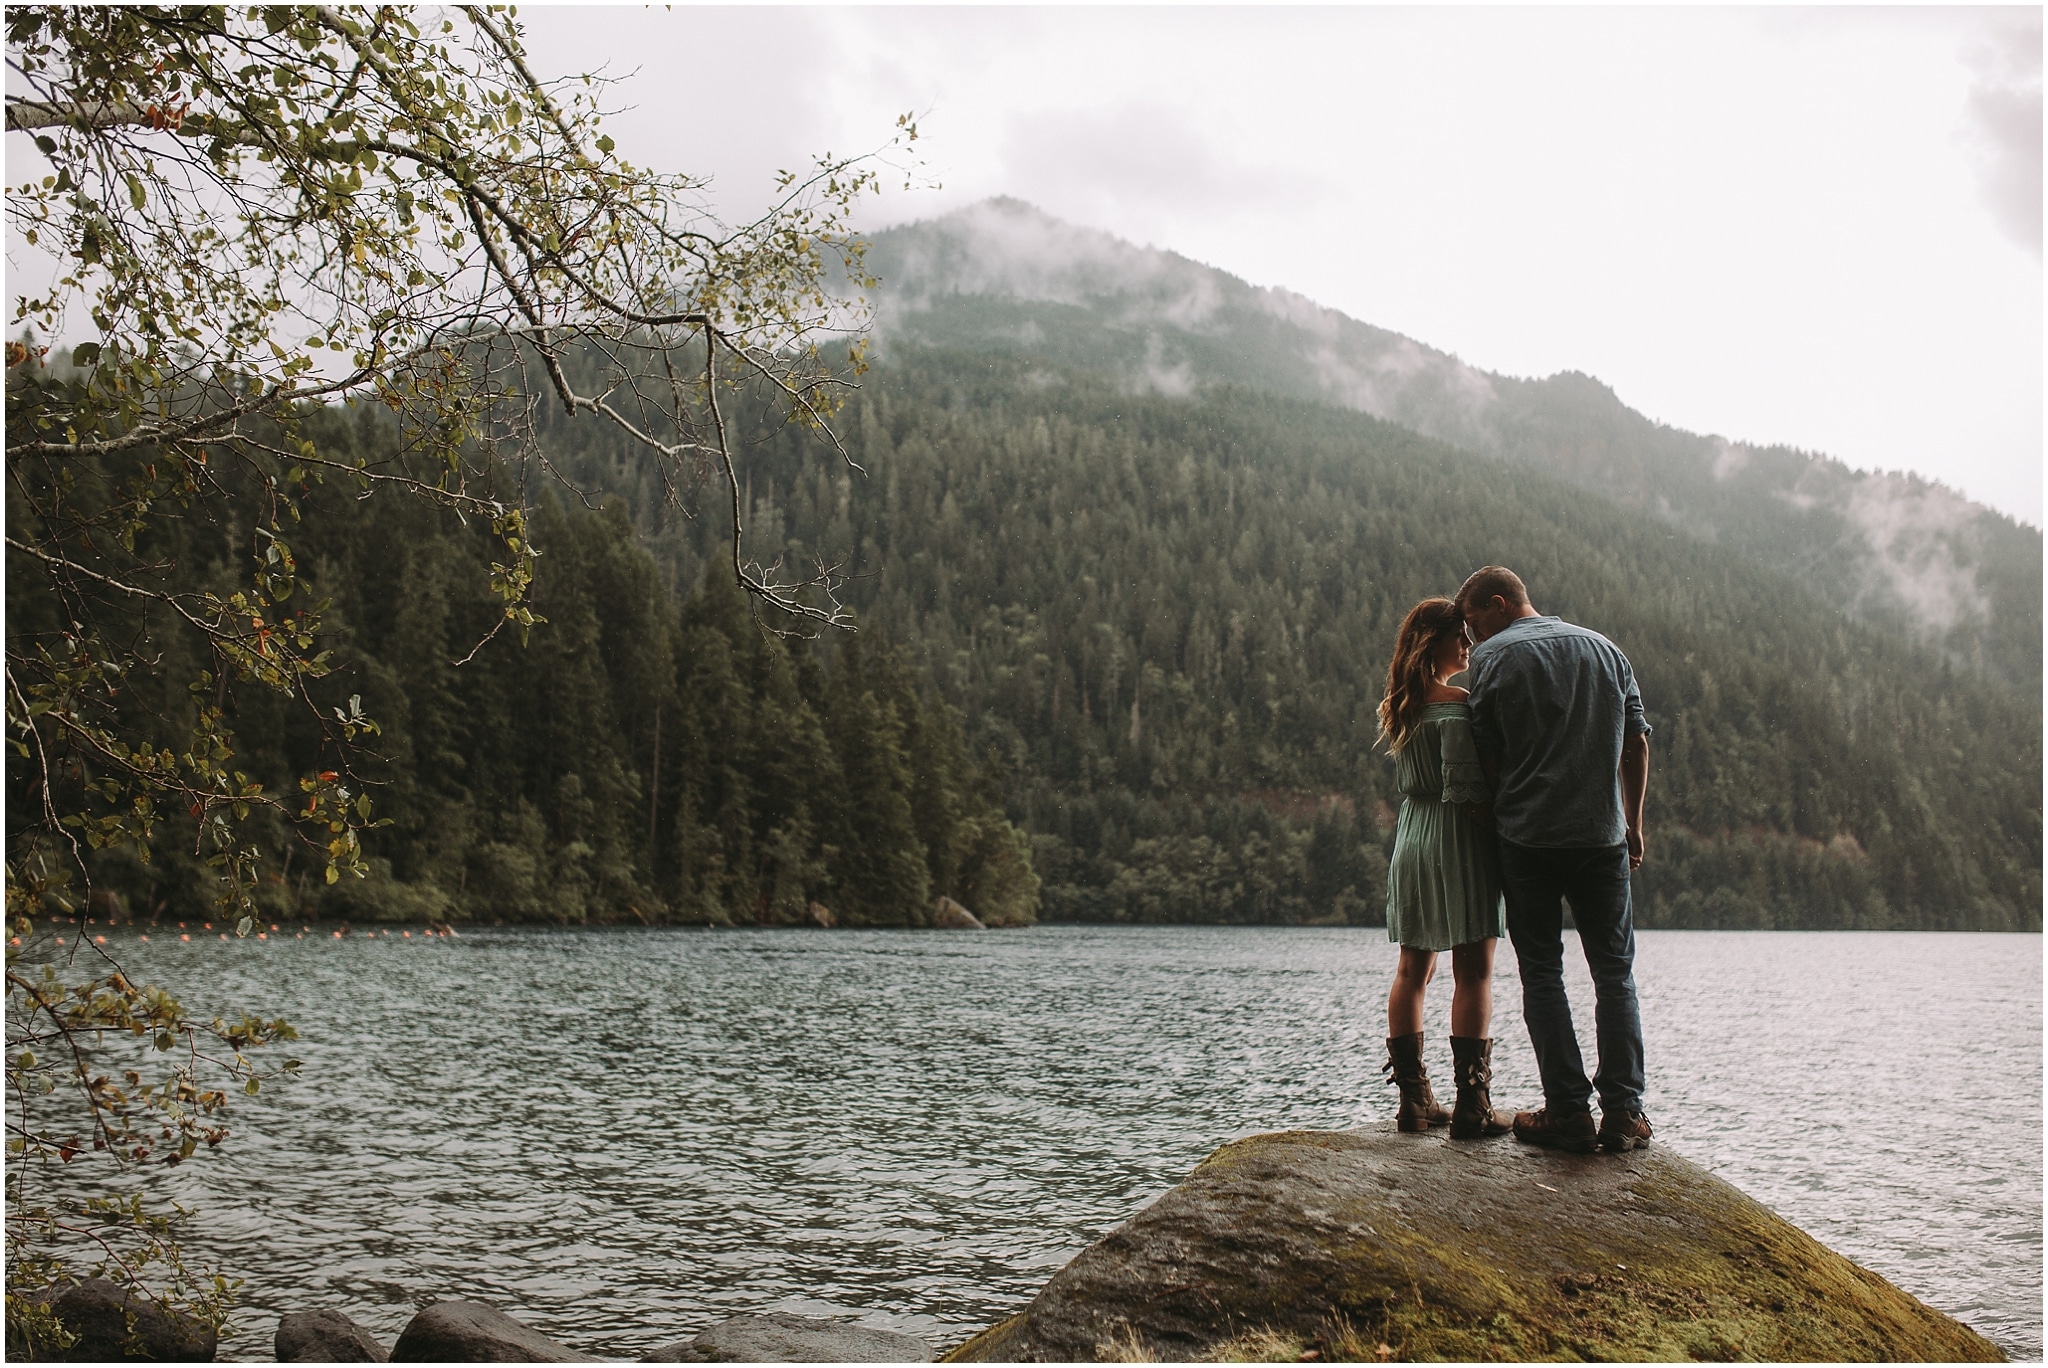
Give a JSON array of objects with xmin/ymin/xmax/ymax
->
[
  {"xmin": 13, "ymin": 1278, "xmax": 216, "ymax": 1361},
  {"xmin": 277, "ymin": 1308, "xmax": 389, "ymax": 1362},
  {"xmin": 641, "ymin": 1312, "xmax": 934, "ymax": 1361},
  {"xmin": 944, "ymin": 1126, "xmax": 2001, "ymax": 1362},
  {"xmin": 391, "ymin": 1300, "xmax": 596, "ymax": 1362}
]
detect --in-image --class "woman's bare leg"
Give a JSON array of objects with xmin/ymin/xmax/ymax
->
[
  {"xmin": 1449, "ymin": 938, "xmax": 1496, "ymax": 1038},
  {"xmin": 1388, "ymin": 946, "xmax": 1438, "ymax": 1036}
]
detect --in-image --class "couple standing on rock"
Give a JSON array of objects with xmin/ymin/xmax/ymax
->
[{"xmin": 1375, "ymin": 565, "xmax": 1652, "ymax": 1154}]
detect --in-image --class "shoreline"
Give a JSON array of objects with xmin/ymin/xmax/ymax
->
[{"xmin": 15, "ymin": 918, "xmax": 2042, "ymax": 948}]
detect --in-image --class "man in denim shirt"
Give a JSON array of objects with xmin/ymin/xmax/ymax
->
[{"xmin": 1456, "ymin": 565, "xmax": 1652, "ymax": 1155}]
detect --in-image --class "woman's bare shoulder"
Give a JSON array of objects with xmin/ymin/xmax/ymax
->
[{"xmin": 1426, "ymin": 684, "xmax": 1470, "ymax": 703}]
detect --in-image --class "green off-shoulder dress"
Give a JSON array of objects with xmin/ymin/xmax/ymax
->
[{"xmin": 1385, "ymin": 701, "xmax": 1505, "ymax": 950}]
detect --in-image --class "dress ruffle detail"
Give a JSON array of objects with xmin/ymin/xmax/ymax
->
[{"xmin": 1441, "ymin": 763, "xmax": 1489, "ymax": 807}]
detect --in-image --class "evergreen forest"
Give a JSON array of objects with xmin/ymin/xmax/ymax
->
[
  {"xmin": 6, "ymin": 396, "xmax": 1039, "ymax": 931},
  {"xmin": 15, "ymin": 352, "xmax": 2040, "ymax": 932},
  {"xmin": 866, "ymin": 201, "xmax": 2043, "ymax": 696},
  {"xmin": 542, "ymin": 350, "xmax": 2041, "ymax": 932}
]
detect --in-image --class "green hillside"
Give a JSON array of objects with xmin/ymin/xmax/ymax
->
[
  {"xmin": 539, "ymin": 350, "xmax": 2041, "ymax": 932},
  {"xmin": 6, "ymin": 400, "xmax": 1035, "ymax": 932},
  {"xmin": 865, "ymin": 200, "xmax": 2041, "ymax": 696},
  {"xmin": 27, "ymin": 349, "xmax": 2032, "ymax": 932}
]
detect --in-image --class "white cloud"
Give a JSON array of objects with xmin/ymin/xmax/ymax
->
[
  {"xmin": 1960, "ymin": 10, "xmax": 2043, "ymax": 256},
  {"xmin": 996, "ymin": 102, "xmax": 1328, "ymax": 246},
  {"xmin": 491, "ymin": 8, "xmax": 2048, "ymax": 523}
]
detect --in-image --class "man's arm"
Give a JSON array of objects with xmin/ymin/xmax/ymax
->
[
  {"xmin": 1466, "ymin": 647, "xmax": 1501, "ymax": 787},
  {"xmin": 1620, "ymin": 731, "xmax": 1649, "ymax": 870}
]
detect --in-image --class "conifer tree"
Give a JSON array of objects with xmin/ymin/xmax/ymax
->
[{"xmin": 821, "ymin": 634, "xmax": 933, "ymax": 926}]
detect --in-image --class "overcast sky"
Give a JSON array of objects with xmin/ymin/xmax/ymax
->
[{"xmin": 518, "ymin": 5, "xmax": 2043, "ymax": 525}]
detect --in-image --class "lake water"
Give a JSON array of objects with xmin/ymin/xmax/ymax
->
[{"xmin": 21, "ymin": 926, "xmax": 2040, "ymax": 1360}]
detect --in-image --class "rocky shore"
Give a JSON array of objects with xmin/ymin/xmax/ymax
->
[
  {"xmin": 23, "ymin": 1126, "xmax": 2003, "ymax": 1362},
  {"xmin": 22, "ymin": 1290, "xmax": 937, "ymax": 1364}
]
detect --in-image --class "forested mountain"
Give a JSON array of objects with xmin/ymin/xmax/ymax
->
[
  {"xmin": 542, "ymin": 351, "xmax": 2042, "ymax": 932},
  {"xmin": 9, "ymin": 402, "xmax": 1037, "ymax": 930},
  {"xmin": 25, "ymin": 227, "xmax": 2037, "ymax": 934},
  {"xmin": 862, "ymin": 199, "xmax": 2041, "ymax": 694}
]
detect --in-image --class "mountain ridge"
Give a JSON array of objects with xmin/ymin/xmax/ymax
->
[{"xmin": 862, "ymin": 198, "xmax": 2039, "ymax": 691}]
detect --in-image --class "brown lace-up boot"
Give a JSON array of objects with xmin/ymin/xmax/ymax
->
[
  {"xmin": 1598, "ymin": 1110, "xmax": 1653, "ymax": 1153},
  {"xmin": 1448, "ymin": 1036, "xmax": 1512, "ymax": 1139},
  {"xmin": 1383, "ymin": 1032, "xmax": 1452, "ymax": 1131},
  {"xmin": 1512, "ymin": 1105, "xmax": 1597, "ymax": 1152}
]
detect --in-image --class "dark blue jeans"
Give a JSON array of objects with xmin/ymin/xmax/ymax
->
[{"xmin": 1499, "ymin": 840, "xmax": 1646, "ymax": 1116}]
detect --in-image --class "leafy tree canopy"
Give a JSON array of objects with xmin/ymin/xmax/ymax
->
[{"xmin": 4, "ymin": 5, "xmax": 908, "ymax": 1346}]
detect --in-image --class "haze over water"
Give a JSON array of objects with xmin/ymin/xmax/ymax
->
[{"xmin": 46, "ymin": 926, "xmax": 2040, "ymax": 1360}]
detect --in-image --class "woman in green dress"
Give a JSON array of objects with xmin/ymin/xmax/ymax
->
[{"xmin": 1375, "ymin": 597, "xmax": 1511, "ymax": 1139}]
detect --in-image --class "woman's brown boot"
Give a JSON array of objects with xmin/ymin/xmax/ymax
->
[
  {"xmin": 1383, "ymin": 1032, "xmax": 1452, "ymax": 1131},
  {"xmin": 1449, "ymin": 1036, "xmax": 1512, "ymax": 1139}
]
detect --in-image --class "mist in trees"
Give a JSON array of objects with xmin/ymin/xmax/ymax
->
[
  {"xmin": 33, "ymin": 350, "xmax": 2038, "ymax": 936},
  {"xmin": 535, "ymin": 349, "xmax": 2041, "ymax": 933}
]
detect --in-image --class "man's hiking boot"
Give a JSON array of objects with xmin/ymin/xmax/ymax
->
[
  {"xmin": 1448, "ymin": 1036, "xmax": 1512, "ymax": 1139},
  {"xmin": 1382, "ymin": 1032, "xmax": 1451, "ymax": 1132},
  {"xmin": 1597, "ymin": 1109, "xmax": 1653, "ymax": 1153},
  {"xmin": 1512, "ymin": 1105, "xmax": 1597, "ymax": 1153}
]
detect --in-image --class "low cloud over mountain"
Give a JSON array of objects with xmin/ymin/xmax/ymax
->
[{"xmin": 864, "ymin": 198, "xmax": 2039, "ymax": 690}]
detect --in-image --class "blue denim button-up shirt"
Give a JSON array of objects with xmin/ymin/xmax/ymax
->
[{"xmin": 1467, "ymin": 615, "xmax": 1651, "ymax": 849}]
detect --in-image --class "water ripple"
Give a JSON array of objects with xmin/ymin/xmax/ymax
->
[{"xmin": 44, "ymin": 926, "xmax": 2040, "ymax": 1360}]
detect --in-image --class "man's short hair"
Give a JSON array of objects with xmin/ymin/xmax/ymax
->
[{"xmin": 1456, "ymin": 565, "xmax": 1530, "ymax": 613}]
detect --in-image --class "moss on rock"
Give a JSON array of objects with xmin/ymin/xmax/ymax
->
[{"xmin": 943, "ymin": 1126, "xmax": 2001, "ymax": 1363}]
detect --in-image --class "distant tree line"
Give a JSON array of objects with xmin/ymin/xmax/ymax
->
[
  {"xmin": 11, "ymin": 402, "xmax": 1038, "ymax": 930},
  {"xmin": 538, "ymin": 349, "xmax": 2040, "ymax": 932},
  {"xmin": 23, "ymin": 354, "xmax": 2038, "ymax": 933}
]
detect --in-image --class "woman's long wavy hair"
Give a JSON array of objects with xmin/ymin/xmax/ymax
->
[{"xmin": 1376, "ymin": 597, "xmax": 1466, "ymax": 753}]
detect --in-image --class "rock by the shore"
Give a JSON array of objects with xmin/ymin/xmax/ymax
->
[
  {"xmin": 933, "ymin": 897, "xmax": 984, "ymax": 930},
  {"xmin": 642, "ymin": 1312, "xmax": 934, "ymax": 1362},
  {"xmin": 391, "ymin": 1300, "xmax": 596, "ymax": 1362},
  {"xmin": 944, "ymin": 1126, "xmax": 2003, "ymax": 1363},
  {"xmin": 21, "ymin": 1277, "xmax": 217, "ymax": 1361},
  {"xmin": 277, "ymin": 1308, "xmax": 389, "ymax": 1362}
]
